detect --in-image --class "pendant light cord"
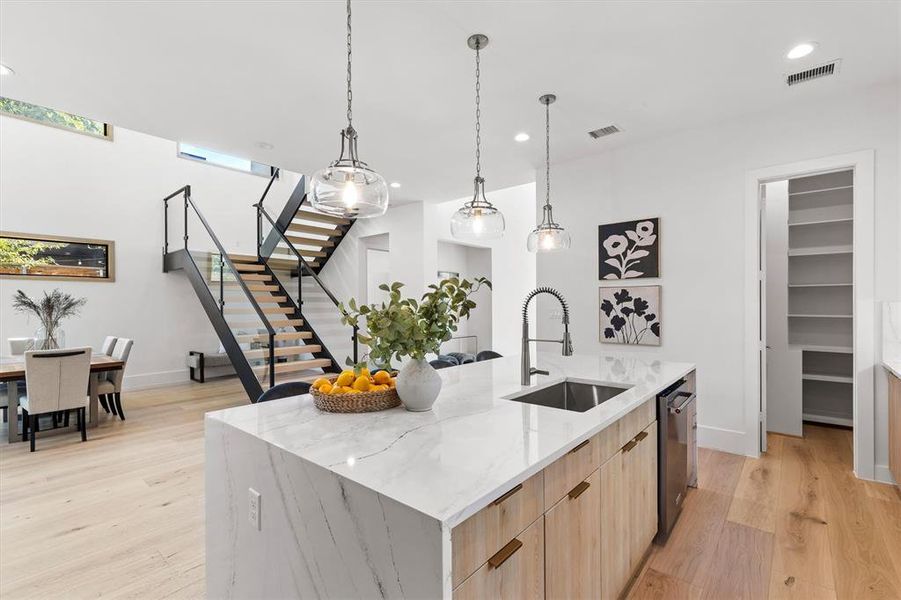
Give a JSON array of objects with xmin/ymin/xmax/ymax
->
[
  {"xmin": 346, "ymin": 0, "xmax": 353, "ymax": 128},
  {"xmin": 545, "ymin": 101, "xmax": 551, "ymax": 209},
  {"xmin": 474, "ymin": 41, "xmax": 482, "ymax": 179}
]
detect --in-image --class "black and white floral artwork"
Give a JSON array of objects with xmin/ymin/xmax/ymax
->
[
  {"xmin": 598, "ymin": 218, "xmax": 659, "ymax": 279},
  {"xmin": 599, "ymin": 286, "xmax": 661, "ymax": 346}
]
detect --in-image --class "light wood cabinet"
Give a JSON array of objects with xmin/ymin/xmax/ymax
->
[
  {"xmin": 543, "ymin": 435, "xmax": 600, "ymax": 507},
  {"xmin": 453, "ymin": 516, "xmax": 545, "ymax": 600},
  {"xmin": 544, "ymin": 469, "xmax": 601, "ymax": 600},
  {"xmin": 890, "ymin": 372, "xmax": 901, "ymax": 487},
  {"xmin": 600, "ymin": 420, "xmax": 658, "ymax": 599}
]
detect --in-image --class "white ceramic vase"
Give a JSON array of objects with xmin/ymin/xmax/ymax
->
[{"xmin": 396, "ymin": 358, "xmax": 442, "ymax": 412}]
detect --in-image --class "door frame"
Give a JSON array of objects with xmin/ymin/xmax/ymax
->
[{"xmin": 743, "ymin": 150, "xmax": 875, "ymax": 479}]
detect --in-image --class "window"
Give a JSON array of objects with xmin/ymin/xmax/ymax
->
[
  {"xmin": 177, "ymin": 143, "xmax": 277, "ymax": 177},
  {"xmin": 0, "ymin": 97, "xmax": 112, "ymax": 139},
  {"xmin": 0, "ymin": 232, "xmax": 115, "ymax": 282}
]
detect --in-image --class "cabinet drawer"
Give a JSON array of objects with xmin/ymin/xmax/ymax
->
[
  {"xmin": 544, "ymin": 434, "xmax": 601, "ymax": 507},
  {"xmin": 545, "ymin": 469, "xmax": 601, "ymax": 600},
  {"xmin": 452, "ymin": 471, "xmax": 544, "ymax": 588},
  {"xmin": 453, "ymin": 516, "xmax": 545, "ymax": 600},
  {"xmin": 596, "ymin": 399, "xmax": 655, "ymax": 465}
]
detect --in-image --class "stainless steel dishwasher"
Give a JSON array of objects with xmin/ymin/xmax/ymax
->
[{"xmin": 655, "ymin": 373, "xmax": 697, "ymax": 543}]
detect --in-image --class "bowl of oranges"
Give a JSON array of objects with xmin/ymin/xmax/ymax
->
[{"xmin": 310, "ymin": 368, "xmax": 401, "ymax": 413}]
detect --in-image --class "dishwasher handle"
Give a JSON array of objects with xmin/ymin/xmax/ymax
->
[{"xmin": 668, "ymin": 392, "xmax": 696, "ymax": 414}]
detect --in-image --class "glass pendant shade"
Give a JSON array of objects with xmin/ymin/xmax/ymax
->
[
  {"xmin": 527, "ymin": 205, "xmax": 571, "ymax": 252},
  {"xmin": 310, "ymin": 128, "xmax": 388, "ymax": 218},
  {"xmin": 450, "ymin": 176, "xmax": 505, "ymax": 240}
]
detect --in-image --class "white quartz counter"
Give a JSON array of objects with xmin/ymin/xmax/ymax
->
[
  {"xmin": 207, "ymin": 352, "xmax": 694, "ymax": 527},
  {"xmin": 884, "ymin": 361, "xmax": 901, "ymax": 380}
]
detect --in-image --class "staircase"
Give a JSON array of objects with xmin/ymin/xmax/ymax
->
[{"xmin": 162, "ymin": 172, "xmax": 357, "ymax": 402}]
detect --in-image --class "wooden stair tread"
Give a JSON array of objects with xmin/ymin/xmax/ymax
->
[
  {"xmin": 228, "ymin": 254, "xmax": 260, "ymax": 264},
  {"xmin": 286, "ymin": 235, "xmax": 335, "ymax": 248},
  {"xmin": 244, "ymin": 345, "xmax": 323, "ymax": 360},
  {"xmin": 294, "ymin": 210, "xmax": 350, "ymax": 226},
  {"xmin": 234, "ymin": 263, "xmax": 265, "ymax": 272},
  {"xmin": 228, "ymin": 284, "xmax": 278, "ymax": 292},
  {"xmin": 237, "ymin": 273, "xmax": 272, "ymax": 282},
  {"xmin": 250, "ymin": 294, "xmax": 287, "ymax": 303},
  {"xmin": 276, "ymin": 245, "xmax": 327, "ymax": 258},
  {"xmin": 253, "ymin": 358, "xmax": 333, "ymax": 376},
  {"xmin": 230, "ymin": 318, "xmax": 302, "ymax": 328},
  {"xmin": 223, "ymin": 306, "xmax": 293, "ymax": 315},
  {"xmin": 236, "ymin": 331, "xmax": 312, "ymax": 343},
  {"xmin": 287, "ymin": 223, "xmax": 341, "ymax": 237}
]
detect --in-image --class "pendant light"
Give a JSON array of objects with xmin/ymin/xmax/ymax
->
[
  {"xmin": 310, "ymin": 0, "xmax": 388, "ymax": 219},
  {"xmin": 450, "ymin": 34, "xmax": 505, "ymax": 241},
  {"xmin": 527, "ymin": 94, "xmax": 571, "ymax": 252}
]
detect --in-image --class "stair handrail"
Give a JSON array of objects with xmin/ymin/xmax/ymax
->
[
  {"xmin": 164, "ymin": 185, "xmax": 277, "ymax": 386},
  {"xmin": 255, "ymin": 202, "xmax": 360, "ymax": 364}
]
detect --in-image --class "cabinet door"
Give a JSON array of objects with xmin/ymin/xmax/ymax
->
[
  {"xmin": 545, "ymin": 469, "xmax": 601, "ymax": 600},
  {"xmin": 629, "ymin": 421, "xmax": 658, "ymax": 570},
  {"xmin": 453, "ymin": 516, "xmax": 544, "ymax": 600},
  {"xmin": 599, "ymin": 451, "xmax": 629, "ymax": 600}
]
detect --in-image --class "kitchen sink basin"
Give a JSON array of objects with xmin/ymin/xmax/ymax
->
[{"xmin": 505, "ymin": 380, "xmax": 632, "ymax": 413}]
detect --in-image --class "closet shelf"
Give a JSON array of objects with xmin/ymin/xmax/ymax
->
[
  {"xmin": 788, "ymin": 245, "xmax": 853, "ymax": 256},
  {"xmin": 802, "ymin": 373, "xmax": 853, "ymax": 384},
  {"xmin": 787, "ymin": 314, "xmax": 852, "ymax": 319},
  {"xmin": 788, "ymin": 185, "xmax": 853, "ymax": 197},
  {"xmin": 788, "ymin": 217, "xmax": 853, "ymax": 227},
  {"xmin": 788, "ymin": 283, "xmax": 852, "ymax": 288},
  {"xmin": 790, "ymin": 345, "xmax": 853, "ymax": 354}
]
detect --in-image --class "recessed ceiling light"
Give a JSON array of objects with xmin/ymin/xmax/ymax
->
[
  {"xmin": 514, "ymin": 132, "xmax": 530, "ymax": 142},
  {"xmin": 787, "ymin": 42, "xmax": 817, "ymax": 60},
  {"xmin": 255, "ymin": 141, "xmax": 274, "ymax": 150},
  {"xmin": 0, "ymin": 63, "xmax": 14, "ymax": 76},
  {"xmin": 390, "ymin": 182, "xmax": 401, "ymax": 188}
]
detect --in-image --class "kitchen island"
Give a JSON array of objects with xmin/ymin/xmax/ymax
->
[{"xmin": 206, "ymin": 352, "xmax": 695, "ymax": 599}]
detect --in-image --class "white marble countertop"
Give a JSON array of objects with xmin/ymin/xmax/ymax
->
[
  {"xmin": 884, "ymin": 360, "xmax": 901, "ymax": 380},
  {"xmin": 206, "ymin": 352, "xmax": 694, "ymax": 527}
]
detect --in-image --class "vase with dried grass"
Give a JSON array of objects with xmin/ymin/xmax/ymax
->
[{"xmin": 12, "ymin": 289, "xmax": 87, "ymax": 350}]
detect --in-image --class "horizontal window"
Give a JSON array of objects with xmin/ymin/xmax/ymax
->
[
  {"xmin": 0, "ymin": 96, "xmax": 112, "ymax": 139},
  {"xmin": 178, "ymin": 143, "xmax": 277, "ymax": 178},
  {"xmin": 0, "ymin": 232, "xmax": 115, "ymax": 282}
]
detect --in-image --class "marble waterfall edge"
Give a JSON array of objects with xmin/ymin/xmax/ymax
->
[{"xmin": 205, "ymin": 419, "xmax": 446, "ymax": 599}]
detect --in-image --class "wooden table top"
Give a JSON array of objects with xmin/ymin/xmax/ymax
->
[{"xmin": 0, "ymin": 354, "xmax": 124, "ymax": 381}]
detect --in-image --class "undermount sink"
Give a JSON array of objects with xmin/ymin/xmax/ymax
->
[{"xmin": 505, "ymin": 380, "xmax": 632, "ymax": 413}]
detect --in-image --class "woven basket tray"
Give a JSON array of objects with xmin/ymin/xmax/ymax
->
[{"xmin": 311, "ymin": 376, "xmax": 401, "ymax": 413}]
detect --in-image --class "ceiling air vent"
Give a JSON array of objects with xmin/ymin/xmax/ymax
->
[
  {"xmin": 786, "ymin": 59, "xmax": 841, "ymax": 87},
  {"xmin": 588, "ymin": 125, "xmax": 622, "ymax": 139}
]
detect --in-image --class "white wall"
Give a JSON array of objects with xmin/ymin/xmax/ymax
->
[
  {"xmin": 436, "ymin": 241, "xmax": 493, "ymax": 353},
  {"xmin": 536, "ymin": 82, "xmax": 899, "ymax": 464},
  {"xmin": 0, "ymin": 115, "xmax": 302, "ymax": 388}
]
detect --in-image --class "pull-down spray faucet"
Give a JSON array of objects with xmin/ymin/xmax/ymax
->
[{"xmin": 521, "ymin": 287, "xmax": 573, "ymax": 385}]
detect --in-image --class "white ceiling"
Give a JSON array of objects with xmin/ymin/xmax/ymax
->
[{"xmin": 0, "ymin": 1, "xmax": 898, "ymax": 204}]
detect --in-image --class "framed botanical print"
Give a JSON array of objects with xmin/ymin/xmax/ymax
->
[
  {"xmin": 598, "ymin": 218, "xmax": 659, "ymax": 280},
  {"xmin": 599, "ymin": 285, "xmax": 661, "ymax": 346}
]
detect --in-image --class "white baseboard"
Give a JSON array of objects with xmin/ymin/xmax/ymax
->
[
  {"xmin": 697, "ymin": 424, "xmax": 747, "ymax": 456},
  {"xmin": 873, "ymin": 464, "xmax": 897, "ymax": 485},
  {"xmin": 123, "ymin": 369, "xmax": 189, "ymax": 391}
]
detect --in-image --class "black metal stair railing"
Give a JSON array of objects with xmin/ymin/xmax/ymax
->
[
  {"xmin": 162, "ymin": 185, "xmax": 277, "ymax": 400},
  {"xmin": 254, "ymin": 201, "xmax": 359, "ymax": 367}
]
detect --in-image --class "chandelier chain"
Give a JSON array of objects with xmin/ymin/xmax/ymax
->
[
  {"xmin": 474, "ymin": 42, "xmax": 481, "ymax": 178},
  {"xmin": 346, "ymin": 0, "xmax": 353, "ymax": 128}
]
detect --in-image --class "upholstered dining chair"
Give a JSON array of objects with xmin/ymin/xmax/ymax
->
[
  {"xmin": 429, "ymin": 359, "xmax": 457, "ymax": 370},
  {"xmin": 97, "ymin": 338, "xmax": 133, "ymax": 420},
  {"xmin": 257, "ymin": 381, "xmax": 311, "ymax": 403},
  {"xmin": 476, "ymin": 350, "xmax": 503, "ymax": 362},
  {"xmin": 21, "ymin": 348, "xmax": 92, "ymax": 452},
  {"xmin": 100, "ymin": 336, "xmax": 118, "ymax": 356},
  {"xmin": 2, "ymin": 338, "xmax": 35, "ymax": 423}
]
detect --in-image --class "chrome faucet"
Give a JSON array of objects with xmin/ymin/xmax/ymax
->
[{"xmin": 521, "ymin": 287, "xmax": 573, "ymax": 385}]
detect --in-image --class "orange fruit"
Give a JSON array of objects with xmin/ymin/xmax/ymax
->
[
  {"xmin": 352, "ymin": 376, "xmax": 371, "ymax": 392},
  {"xmin": 373, "ymin": 371, "xmax": 391, "ymax": 385},
  {"xmin": 335, "ymin": 372, "xmax": 355, "ymax": 387},
  {"xmin": 312, "ymin": 377, "xmax": 330, "ymax": 390},
  {"xmin": 319, "ymin": 383, "xmax": 333, "ymax": 394}
]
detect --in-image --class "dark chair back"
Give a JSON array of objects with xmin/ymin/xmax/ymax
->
[
  {"xmin": 476, "ymin": 350, "xmax": 503, "ymax": 362},
  {"xmin": 256, "ymin": 381, "xmax": 312, "ymax": 403},
  {"xmin": 436, "ymin": 354, "xmax": 459, "ymax": 365},
  {"xmin": 449, "ymin": 352, "xmax": 476, "ymax": 364},
  {"xmin": 429, "ymin": 359, "xmax": 457, "ymax": 370}
]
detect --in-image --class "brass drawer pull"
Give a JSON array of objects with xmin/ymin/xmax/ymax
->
[
  {"xmin": 487, "ymin": 538, "xmax": 523, "ymax": 569},
  {"xmin": 634, "ymin": 430, "xmax": 649, "ymax": 443},
  {"xmin": 569, "ymin": 439, "xmax": 590, "ymax": 454},
  {"xmin": 568, "ymin": 480, "xmax": 591, "ymax": 500},
  {"xmin": 492, "ymin": 483, "xmax": 523, "ymax": 506},
  {"xmin": 622, "ymin": 440, "xmax": 638, "ymax": 453}
]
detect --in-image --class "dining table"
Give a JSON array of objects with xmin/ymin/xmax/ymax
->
[{"xmin": 0, "ymin": 353, "xmax": 125, "ymax": 443}]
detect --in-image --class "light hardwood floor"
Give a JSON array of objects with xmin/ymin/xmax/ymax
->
[{"xmin": 1, "ymin": 378, "xmax": 899, "ymax": 599}]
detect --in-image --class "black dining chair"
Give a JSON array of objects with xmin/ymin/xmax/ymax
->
[
  {"xmin": 448, "ymin": 352, "xmax": 476, "ymax": 364},
  {"xmin": 476, "ymin": 350, "xmax": 503, "ymax": 362},
  {"xmin": 256, "ymin": 381, "xmax": 312, "ymax": 403},
  {"xmin": 429, "ymin": 359, "xmax": 457, "ymax": 370}
]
